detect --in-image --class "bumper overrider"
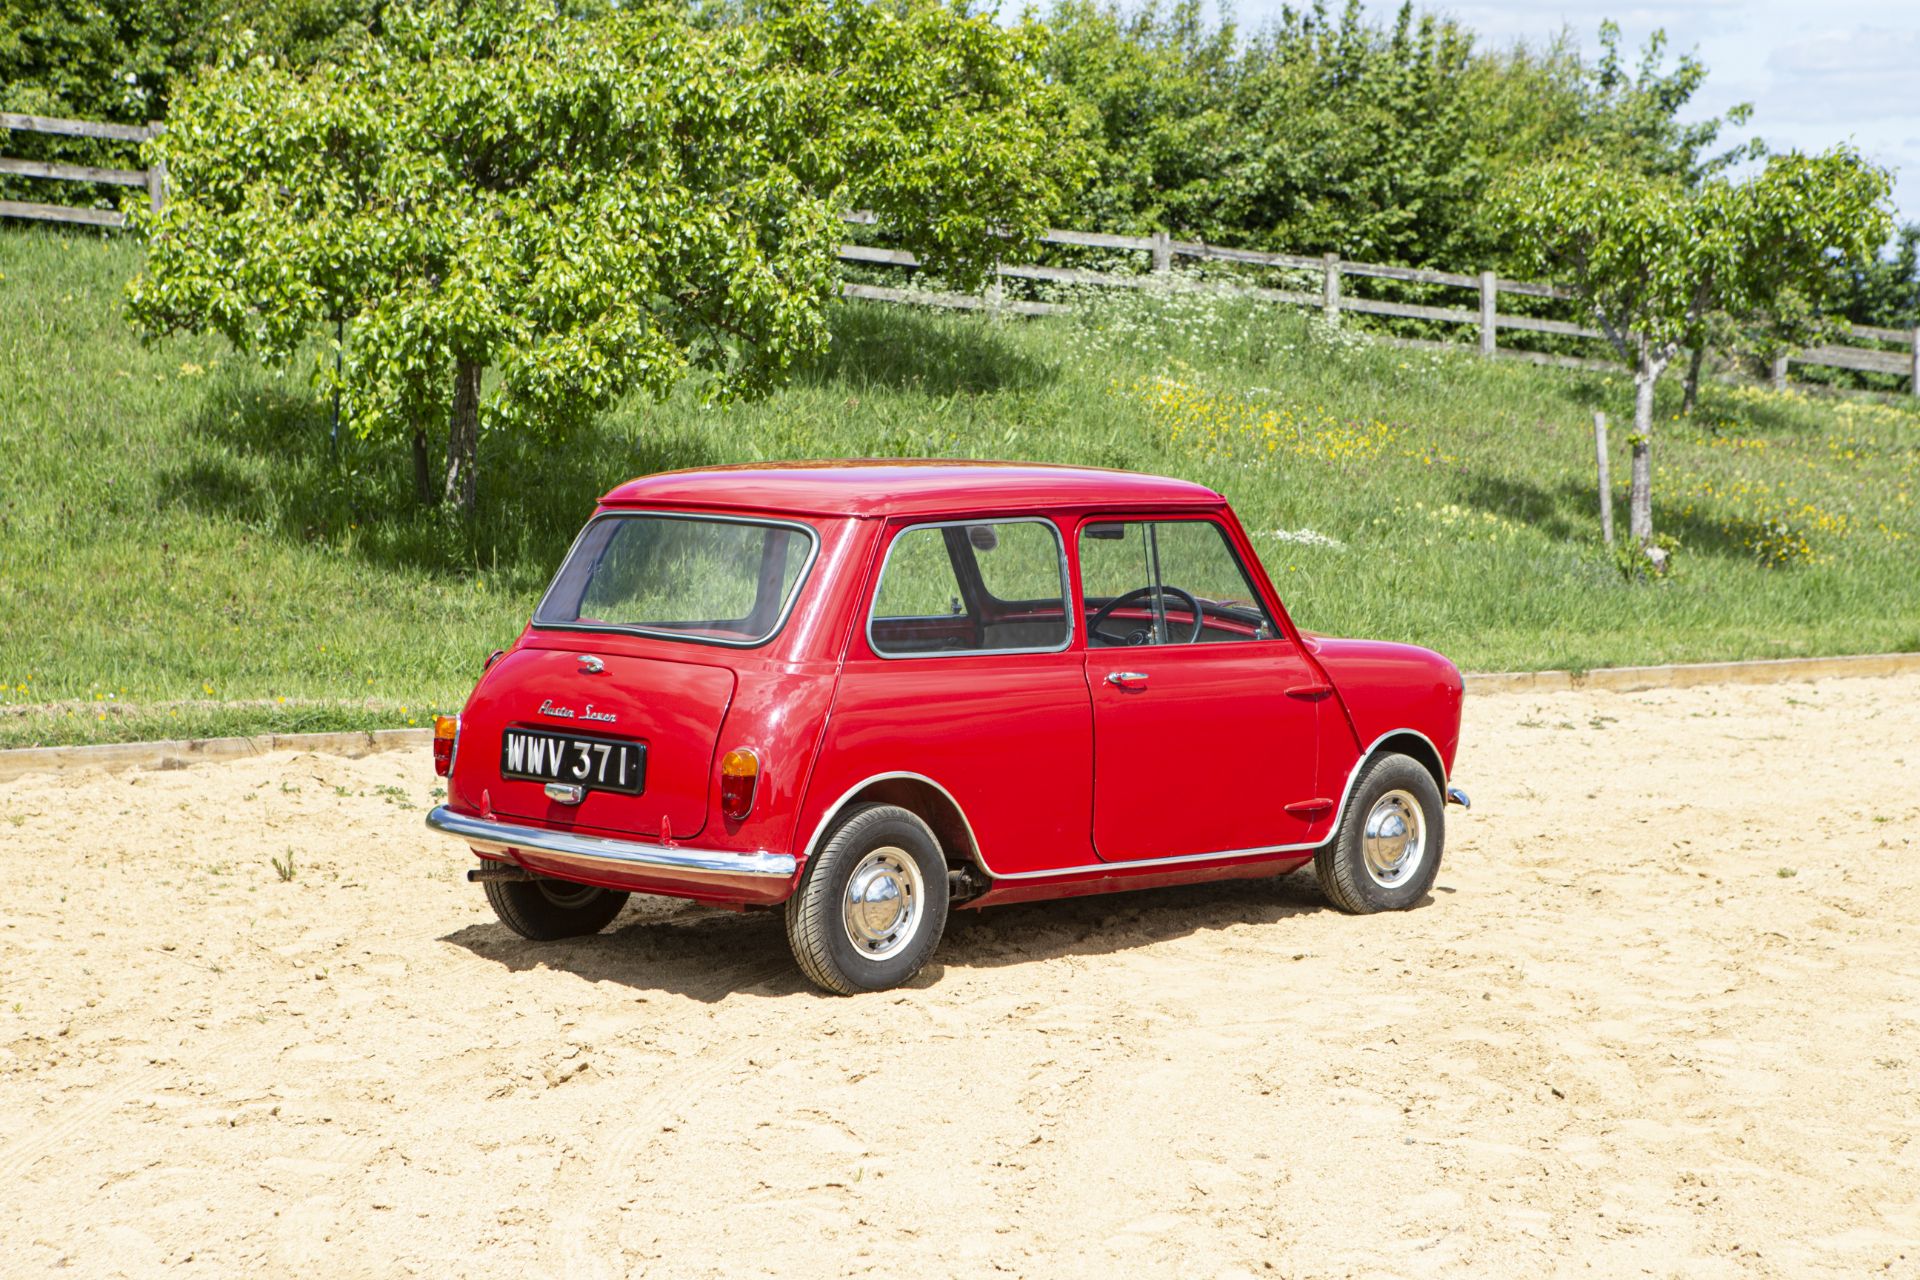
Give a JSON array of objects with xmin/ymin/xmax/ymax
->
[{"xmin": 425, "ymin": 806, "xmax": 798, "ymax": 904}]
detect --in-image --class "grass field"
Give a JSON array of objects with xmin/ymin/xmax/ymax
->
[{"xmin": 3, "ymin": 226, "xmax": 1917, "ymax": 748}]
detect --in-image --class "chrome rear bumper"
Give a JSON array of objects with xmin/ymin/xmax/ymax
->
[
  {"xmin": 425, "ymin": 806, "xmax": 797, "ymax": 884},
  {"xmin": 1445, "ymin": 787, "xmax": 1471, "ymax": 809}
]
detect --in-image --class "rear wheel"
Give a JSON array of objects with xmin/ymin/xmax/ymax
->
[
  {"xmin": 786, "ymin": 803, "xmax": 950, "ymax": 995},
  {"xmin": 484, "ymin": 874, "xmax": 630, "ymax": 941},
  {"xmin": 1315, "ymin": 753, "xmax": 1444, "ymax": 913}
]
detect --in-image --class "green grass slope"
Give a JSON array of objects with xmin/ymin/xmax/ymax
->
[{"xmin": 3, "ymin": 227, "xmax": 1917, "ymax": 747}]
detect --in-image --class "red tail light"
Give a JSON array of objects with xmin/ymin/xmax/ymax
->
[
  {"xmin": 433, "ymin": 715, "xmax": 459, "ymax": 777},
  {"xmin": 720, "ymin": 748, "xmax": 760, "ymax": 821}
]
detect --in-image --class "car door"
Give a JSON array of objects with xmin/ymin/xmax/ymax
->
[
  {"xmin": 819, "ymin": 516, "xmax": 1097, "ymax": 876},
  {"xmin": 1079, "ymin": 515, "xmax": 1326, "ymax": 862}
]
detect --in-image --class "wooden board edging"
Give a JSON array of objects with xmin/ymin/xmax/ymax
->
[
  {"xmin": 0, "ymin": 727, "xmax": 428, "ymax": 784},
  {"xmin": 1466, "ymin": 650, "xmax": 1920, "ymax": 696},
  {"xmin": 4, "ymin": 651, "xmax": 1919, "ymax": 783}
]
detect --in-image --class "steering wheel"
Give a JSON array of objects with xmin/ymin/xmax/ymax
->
[{"xmin": 1088, "ymin": 585, "xmax": 1203, "ymax": 647}]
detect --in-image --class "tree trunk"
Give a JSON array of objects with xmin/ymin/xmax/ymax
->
[
  {"xmin": 443, "ymin": 358, "xmax": 481, "ymax": 512},
  {"xmin": 1628, "ymin": 348, "xmax": 1659, "ymax": 548},
  {"xmin": 1681, "ymin": 344, "xmax": 1705, "ymax": 416},
  {"xmin": 411, "ymin": 428, "xmax": 436, "ymax": 506},
  {"xmin": 1628, "ymin": 432, "xmax": 1652, "ymax": 548}
]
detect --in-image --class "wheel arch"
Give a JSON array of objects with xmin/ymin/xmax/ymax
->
[
  {"xmin": 1366, "ymin": 730, "xmax": 1447, "ymax": 797},
  {"xmin": 800, "ymin": 772, "xmax": 985, "ymax": 876}
]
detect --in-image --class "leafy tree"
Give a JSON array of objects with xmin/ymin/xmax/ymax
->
[
  {"xmin": 0, "ymin": 0, "xmax": 382, "ymax": 207},
  {"xmin": 1208, "ymin": 1, "xmax": 1484, "ymax": 262},
  {"xmin": 125, "ymin": 0, "xmax": 1084, "ymax": 511},
  {"xmin": 1572, "ymin": 20, "xmax": 1760, "ymax": 186},
  {"xmin": 1027, "ymin": 0, "xmax": 1234, "ymax": 235},
  {"xmin": 1831, "ymin": 222, "xmax": 1920, "ymax": 331},
  {"xmin": 1497, "ymin": 148, "xmax": 1891, "ymax": 561},
  {"xmin": 1030, "ymin": 2, "xmax": 1760, "ymax": 268}
]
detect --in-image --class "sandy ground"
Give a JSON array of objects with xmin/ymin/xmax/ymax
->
[{"xmin": 1, "ymin": 675, "xmax": 1916, "ymax": 1279}]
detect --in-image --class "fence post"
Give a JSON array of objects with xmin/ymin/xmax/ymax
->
[
  {"xmin": 144, "ymin": 120, "xmax": 166, "ymax": 214},
  {"xmin": 1770, "ymin": 354, "xmax": 1788, "ymax": 392},
  {"xmin": 1322, "ymin": 252, "xmax": 1341, "ymax": 324},
  {"xmin": 1910, "ymin": 326, "xmax": 1919, "ymax": 398},
  {"xmin": 1593, "ymin": 412, "xmax": 1614, "ymax": 547},
  {"xmin": 1150, "ymin": 230, "xmax": 1171, "ymax": 275},
  {"xmin": 1478, "ymin": 271, "xmax": 1497, "ymax": 356}
]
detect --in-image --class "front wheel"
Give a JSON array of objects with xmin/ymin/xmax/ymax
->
[
  {"xmin": 1314, "ymin": 753, "xmax": 1445, "ymax": 913},
  {"xmin": 785, "ymin": 803, "xmax": 950, "ymax": 995},
  {"xmin": 484, "ymin": 874, "xmax": 630, "ymax": 940}
]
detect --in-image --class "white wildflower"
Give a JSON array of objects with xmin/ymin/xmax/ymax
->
[{"xmin": 1262, "ymin": 528, "xmax": 1345, "ymax": 549}]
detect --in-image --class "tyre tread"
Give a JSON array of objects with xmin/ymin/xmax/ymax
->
[{"xmin": 483, "ymin": 875, "xmax": 629, "ymax": 940}]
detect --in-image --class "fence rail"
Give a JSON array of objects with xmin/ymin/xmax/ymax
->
[
  {"xmin": 0, "ymin": 112, "xmax": 165, "ymax": 229},
  {"xmin": 838, "ymin": 218, "xmax": 1918, "ymax": 393},
  {"xmin": 3, "ymin": 112, "xmax": 1912, "ymax": 394}
]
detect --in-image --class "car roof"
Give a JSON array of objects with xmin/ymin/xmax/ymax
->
[{"xmin": 599, "ymin": 460, "xmax": 1227, "ymax": 519}]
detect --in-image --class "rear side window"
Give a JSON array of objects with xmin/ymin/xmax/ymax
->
[
  {"xmin": 534, "ymin": 513, "xmax": 816, "ymax": 646},
  {"xmin": 868, "ymin": 519, "xmax": 1071, "ymax": 656}
]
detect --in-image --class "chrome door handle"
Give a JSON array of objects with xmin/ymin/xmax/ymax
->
[{"xmin": 1105, "ymin": 671, "xmax": 1150, "ymax": 688}]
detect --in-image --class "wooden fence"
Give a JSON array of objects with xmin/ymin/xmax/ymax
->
[
  {"xmin": 0, "ymin": 112, "xmax": 166, "ymax": 229},
  {"xmin": 3, "ymin": 112, "xmax": 1912, "ymax": 394},
  {"xmin": 839, "ymin": 220, "xmax": 1920, "ymax": 396}
]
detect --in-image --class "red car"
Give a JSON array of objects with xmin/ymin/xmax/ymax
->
[{"xmin": 427, "ymin": 462, "xmax": 1468, "ymax": 993}]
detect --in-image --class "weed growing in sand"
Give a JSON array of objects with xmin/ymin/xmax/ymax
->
[
  {"xmin": 271, "ymin": 850, "xmax": 297, "ymax": 882},
  {"xmin": 1776, "ymin": 868, "xmax": 1798, "ymax": 878}
]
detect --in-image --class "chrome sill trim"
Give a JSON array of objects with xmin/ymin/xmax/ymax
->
[
  {"xmin": 992, "ymin": 839, "xmax": 1318, "ymax": 881},
  {"xmin": 426, "ymin": 806, "xmax": 796, "ymax": 880}
]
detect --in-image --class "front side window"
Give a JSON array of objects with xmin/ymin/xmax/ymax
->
[
  {"xmin": 868, "ymin": 519, "xmax": 1071, "ymax": 656},
  {"xmin": 535, "ymin": 513, "xmax": 816, "ymax": 646},
  {"xmin": 1080, "ymin": 519, "xmax": 1277, "ymax": 647}
]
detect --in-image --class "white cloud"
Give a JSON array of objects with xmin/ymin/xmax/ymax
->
[{"xmin": 1764, "ymin": 26, "xmax": 1920, "ymax": 121}]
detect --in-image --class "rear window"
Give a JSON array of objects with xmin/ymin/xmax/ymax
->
[{"xmin": 533, "ymin": 513, "xmax": 817, "ymax": 646}]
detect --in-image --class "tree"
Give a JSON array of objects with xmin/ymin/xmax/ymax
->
[
  {"xmin": 1029, "ymin": 4, "xmax": 1762, "ymax": 269},
  {"xmin": 1497, "ymin": 148, "xmax": 1890, "ymax": 560},
  {"xmin": 1831, "ymin": 222, "xmax": 1920, "ymax": 331},
  {"xmin": 0, "ymin": 0, "xmax": 384, "ymax": 208},
  {"xmin": 125, "ymin": 0, "xmax": 1085, "ymax": 510}
]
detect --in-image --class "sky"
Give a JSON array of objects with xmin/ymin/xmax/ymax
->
[{"xmin": 1239, "ymin": 0, "xmax": 1920, "ymax": 228}]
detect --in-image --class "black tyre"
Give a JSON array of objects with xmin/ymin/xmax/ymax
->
[
  {"xmin": 1314, "ymin": 753, "xmax": 1445, "ymax": 914},
  {"xmin": 483, "ymin": 874, "xmax": 630, "ymax": 941},
  {"xmin": 785, "ymin": 803, "xmax": 950, "ymax": 995}
]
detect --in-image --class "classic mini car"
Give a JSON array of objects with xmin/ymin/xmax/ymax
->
[{"xmin": 426, "ymin": 462, "xmax": 1468, "ymax": 994}]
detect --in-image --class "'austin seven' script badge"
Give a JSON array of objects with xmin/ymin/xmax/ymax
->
[{"xmin": 538, "ymin": 700, "xmax": 618, "ymax": 724}]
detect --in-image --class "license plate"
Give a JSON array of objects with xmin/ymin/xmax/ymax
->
[{"xmin": 501, "ymin": 728, "xmax": 645, "ymax": 796}]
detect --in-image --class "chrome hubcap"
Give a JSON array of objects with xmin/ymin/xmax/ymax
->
[
  {"xmin": 1362, "ymin": 790, "xmax": 1427, "ymax": 889},
  {"xmin": 843, "ymin": 846, "xmax": 923, "ymax": 962}
]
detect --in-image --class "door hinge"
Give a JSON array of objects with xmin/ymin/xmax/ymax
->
[
  {"xmin": 1284, "ymin": 683, "xmax": 1333, "ymax": 699},
  {"xmin": 1283, "ymin": 797, "xmax": 1334, "ymax": 815}
]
